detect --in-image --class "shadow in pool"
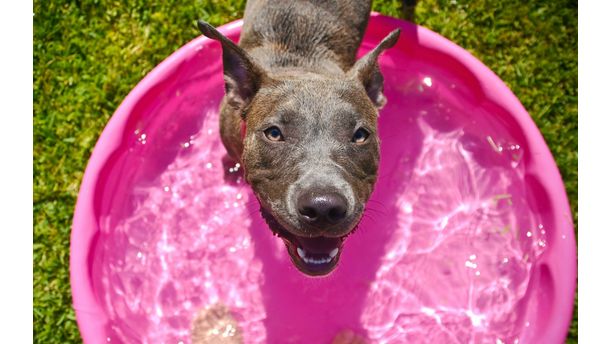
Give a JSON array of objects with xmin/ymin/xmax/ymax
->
[{"xmin": 242, "ymin": 112, "xmax": 424, "ymax": 343}]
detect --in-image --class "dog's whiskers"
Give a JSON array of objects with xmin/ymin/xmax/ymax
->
[{"xmin": 367, "ymin": 199, "xmax": 389, "ymax": 212}]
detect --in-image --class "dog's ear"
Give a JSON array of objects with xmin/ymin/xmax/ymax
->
[
  {"xmin": 349, "ymin": 29, "xmax": 400, "ymax": 109},
  {"xmin": 198, "ymin": 20, "xmax": 266, "ymax": 110}
]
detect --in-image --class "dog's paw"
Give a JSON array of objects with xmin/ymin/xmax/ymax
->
[
  {"xmin": 331, "ymin": 330, "xmax": 369, "ymax": 344},
  {"xmin": 191, "ymin": 304, "xmax": 243, "ymax": 344}
]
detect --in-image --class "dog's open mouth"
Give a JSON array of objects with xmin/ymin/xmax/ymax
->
[
  {"xmin": 261, "ymin": 210, "xmax": 347, "ymax": 276},
  {"xmin": 284, "ymin": 231, "xmax": 344, "ymax": 276}
]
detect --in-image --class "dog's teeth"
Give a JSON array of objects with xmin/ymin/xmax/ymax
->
[
  {"xmin": 329, "ymin": 248, "xmax": 339, "ymax": 259},
  {"xmin": 297, "ymin": 247, "xmax": 336, "ymax": 265},
  {"xmin": 297, "ymin": 247, "xmax": 307, "ymax": 260}
]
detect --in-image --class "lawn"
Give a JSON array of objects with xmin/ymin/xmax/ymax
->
[{"xmin": 33, "ymin": 0, "xmax": 577, "ymax": 342}]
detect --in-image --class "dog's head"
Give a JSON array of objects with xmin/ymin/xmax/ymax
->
[{"xmin": 198, "ymin": 21, "xmax": 399, "ymax": 276}]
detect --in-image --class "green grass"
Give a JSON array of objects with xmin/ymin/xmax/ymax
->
[{"xmin": 34, "ymin": 0, "xmax": 577, "ymax": 342}]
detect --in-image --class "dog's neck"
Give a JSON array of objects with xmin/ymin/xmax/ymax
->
[{"xmin": 245, "ymin": 45, "xmax": 347, "ymax": 76}]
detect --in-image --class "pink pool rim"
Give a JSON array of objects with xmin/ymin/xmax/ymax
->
[{"xmin": 70, "ymin": 14, "xmax": 576, "ymax": 343}]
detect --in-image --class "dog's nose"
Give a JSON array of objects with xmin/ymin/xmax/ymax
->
[{"xmin": 297, "ymin": 191, "xmax": 348, "ymax": 225}]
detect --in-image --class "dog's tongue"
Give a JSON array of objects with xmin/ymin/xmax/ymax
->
[{"xmin": 295, "ymin": 236, "xmax": 342, "ymax": 255}]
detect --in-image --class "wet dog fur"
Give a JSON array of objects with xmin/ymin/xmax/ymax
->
[{"xmin": 197, "ymin": 0, "xmax": 400, "ymax": 277}]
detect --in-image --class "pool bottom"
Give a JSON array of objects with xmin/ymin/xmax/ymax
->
[{"xmin": 93, "ymin": 104, "xmax": 546, "ymax": 344}]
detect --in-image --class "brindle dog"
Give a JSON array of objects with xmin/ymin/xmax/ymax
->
[{"xmin": 197, "ymin": 0, "xmax": 400, "ymax": 277}]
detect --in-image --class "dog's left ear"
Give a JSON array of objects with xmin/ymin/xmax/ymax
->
[
  {"xmin": 197, "ymin": 20, "xmax": 267, "ymax": 111},
  {"xmin": 349, "ymin": 29, "xmax": 400, "ymax": 109}
]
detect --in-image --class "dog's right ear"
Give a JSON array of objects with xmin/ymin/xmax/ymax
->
[{"xmin": 197, "ymin": 20, "xmax": 266, "ymax": 110}]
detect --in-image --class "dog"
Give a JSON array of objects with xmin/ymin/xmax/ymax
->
[
  {"xmin": 197, "ymin": 0, "xmax": 399, "ymax": 277},
  {"xmin": 193, "ymin": 1, "xmax": 402, "ymax": 342}
]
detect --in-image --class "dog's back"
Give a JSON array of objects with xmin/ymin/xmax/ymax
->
[{"xmin": 239, "ymin": 0, "xmax": 372, "ymax": 74}]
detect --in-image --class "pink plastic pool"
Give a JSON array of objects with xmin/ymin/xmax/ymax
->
[{"xmin": 71, "ymin": 14, "xmax": 576, "ymax": 344}]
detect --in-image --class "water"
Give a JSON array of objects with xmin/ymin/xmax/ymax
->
[{"xmin": 92, "ymin": 62, "xmax": 547, "ymax": 343}]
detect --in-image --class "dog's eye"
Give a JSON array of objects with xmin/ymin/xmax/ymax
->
[
  {"xmin": 352, "ymin": 128, "xmax": 370, "ymax": 144},
  {"xmin": 264, "ymin": 126, "xmax": 284, "ymax": 141}
]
